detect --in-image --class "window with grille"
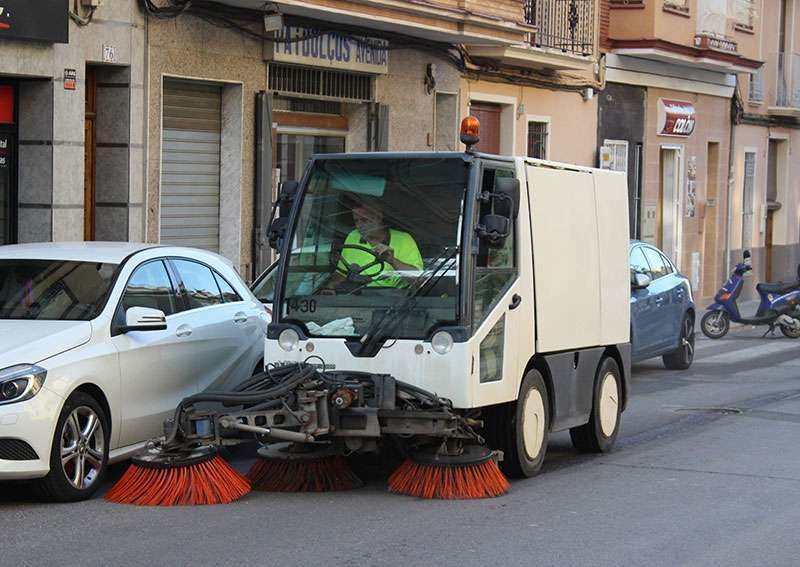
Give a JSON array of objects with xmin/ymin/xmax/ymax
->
[
  {"xmin": 742, "ymin": 151, "xmax": 756, "ymax": 251},
  {"xmin": 527, "ymin": 121, "xmax": 549, "ymax": 159},
  {"xmin": 604, "ymin": 139, "xmax": 629, "ymax": 173},
  {"xmin": 268, "ymin": 63, "xmax": 373, "ymax": 103}
]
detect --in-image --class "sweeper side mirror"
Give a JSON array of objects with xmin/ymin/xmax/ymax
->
[
  {"xmin": 494, "ymin": 177, "xmax": 520, "ymax": 220},
  {"xmin": 476, "ymin": 214, "xmax": 511, "ymax": 249},
  {"xmin": 268, "ymin": 180, "xmax": 299, "ymax": 250}
]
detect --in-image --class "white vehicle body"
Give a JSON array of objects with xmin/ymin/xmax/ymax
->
[
  {"xmin": 265, "ymin": 154, "xmax": 630, "ymax": 422},
  {"xmin": 0, "ymin": 243, "xmax": 267, "ymax": 482}
]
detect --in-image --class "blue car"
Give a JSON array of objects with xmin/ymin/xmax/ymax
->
[{"xmin": 629, "ymin": 241, "xmax": 695, "ymax": 369}]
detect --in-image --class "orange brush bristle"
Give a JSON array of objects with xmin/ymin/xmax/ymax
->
[
  {"xmin": 105, "ymin": 448, "xmax": 251, "ymax": 506},
  {"xmin": 388, "ymin": 446, "xmax": 509, "ymax": 499},
  {"xmin": 247, "ymin": 455, "xmax": 363, "ymax": 492}
]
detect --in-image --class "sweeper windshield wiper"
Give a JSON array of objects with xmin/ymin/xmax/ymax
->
[{"xmin": 358, "ymin": 245, "xmax": 459, "ymax": 355}]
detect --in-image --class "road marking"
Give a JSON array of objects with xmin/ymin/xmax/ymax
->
[{"xmin": 697, "ymin": 340, "xmax": 797, "ymax": 364}]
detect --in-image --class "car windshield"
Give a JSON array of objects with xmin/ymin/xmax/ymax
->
[
  {"xmin": 278, "ymin": 156, "xmax": 467, "ymax": 339},
  {"xmin": 0, "ymin": 260, "xmax": 118, "ymax": 321}
]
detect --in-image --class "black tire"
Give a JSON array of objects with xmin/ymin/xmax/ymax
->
[
  {"xmin": 483, "ymin": 369, "xmax": 550, "ymax": 479},
  {"xmin": 34, "ymin": 391, "xmax": 110, "ymax": 502},
  {"xmin": 780, "ymin": 319, "xmax": 800, "ymax": 338},
  {"xmin": 701, "ymin": 310, "xmax": 729, "ymax": 339},
  {"xmin": 570, "ymin": 357, "xmax": 621, "ymax": 453},
  {"xmin": 663, "ymin": 313, "xmax": 695, "ymax": 370}
]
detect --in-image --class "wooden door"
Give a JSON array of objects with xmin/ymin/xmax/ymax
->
[
  {"xmin": 469, "ymin": 103, "xmax": 501, "ymax": 154},
  {"xmin": 84, "ymin": 67, "xmax": 96, "ymax": 241}
]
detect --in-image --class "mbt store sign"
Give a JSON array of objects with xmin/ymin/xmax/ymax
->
[
  {"xmin": 0, "ymin": 0, "xmax": 68, "ymax": 43},
  {"xmin": 267, "ymin": 26, "xmax": 389, "ymax": 74},
  {"xmin": 657, "ymin": 99, "xmax": 696, "ymax": 137}
]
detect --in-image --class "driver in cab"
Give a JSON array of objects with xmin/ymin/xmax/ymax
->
[{"xmin": 320, "ymin": 193, "xmax": 423, "ymax": 293}]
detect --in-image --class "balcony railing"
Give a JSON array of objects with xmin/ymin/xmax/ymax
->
[{"xmin": 524, "ymin": 0, "xmax": 594, "ymax": 57}]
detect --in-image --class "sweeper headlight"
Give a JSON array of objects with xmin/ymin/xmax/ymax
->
[
  {"xmin": 431, "ymin": 331, "xmax": 454, "ymax": 355},
  {"xmin": 278, "ymin": 328, "xmax": 300, "ymax": 352}
]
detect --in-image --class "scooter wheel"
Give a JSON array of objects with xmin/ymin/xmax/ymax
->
[
  {"xmin": 780, "ymin": 319, "xmax": 800, "ymax": 339},
  {"xmin": 701, "ymin": 310, "xmax": 729, "ymax": 339}
]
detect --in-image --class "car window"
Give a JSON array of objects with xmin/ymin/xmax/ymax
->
[
  {"xmin": 172, "ymin": 259, "xmax": 223, "ymax": 309},
  {"xmin": 214, "ymin": 271, "xmax": 242, "ymax": 303},
  {"xmin": 659, "ymin": 253, "xmax": 675, "ymax": 275},
  {"xmin": 642, "ymin": 247, "xmax": 668, "ymax": 280},
  {"xmin": 121, "ymin": 260, "xmax": 178, "ymax": 315},
  {"xmin": 629, "ymin": 247, "xmax": 650, "ymax": 282},
  {"xmin": 251, "ymin": 263, "xmax": 277, "ymax": 303}
]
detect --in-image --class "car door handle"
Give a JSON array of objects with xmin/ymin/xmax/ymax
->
[
  {"xmin": 509, "ymin": 294, "xmax": 522, "ymax": 310},
  {"xmin": 233, "ymin": 312, "xmax": 248, "ymax": 324},
  {"xmin": 655, "ymin": 297, "xmax": 665, "ymax": 305},
  {"xmin": 176, "ymin": 324, "xmax": 193, "ymax": 338}
]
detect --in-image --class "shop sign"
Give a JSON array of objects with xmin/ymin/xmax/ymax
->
[
  {"xmin": 657, "ymin": 98, "xmax": 695, "ymax": 137},
  {"xmin": 266, "ymin": 26, "xmax": 389, "ymax": 75},
  {"xmin": 0, "ymin": 0, "xmax": 68, "ymax": 43},
  {"xmin": 63, "ymin": 69, "xmax": 77, "ymax": 91}
]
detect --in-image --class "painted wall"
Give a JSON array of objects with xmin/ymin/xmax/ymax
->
[{"xmin": 460, "ymin": 77, "xmax": 599, "ymax": 166}]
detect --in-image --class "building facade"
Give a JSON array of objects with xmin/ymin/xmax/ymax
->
[
  {"xmin": 734, "ymin": 0, "xmax": 800, "ymax": 297},
  {"xmin": 0, "ymin": 1, "xmax": 146, "ymax": 246},
  {"xmin": 600, "ymin": 0, "xmax": 762, "ymax": 300}
]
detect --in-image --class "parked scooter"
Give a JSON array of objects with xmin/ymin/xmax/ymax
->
[{"xmin": 701, "ymin": 250, "xmax": 800, "ymax": 339}]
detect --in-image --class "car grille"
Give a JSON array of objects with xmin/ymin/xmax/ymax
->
[{"xmin": 0, "ymin": 439, "xmax": 39, "ymax": 461}]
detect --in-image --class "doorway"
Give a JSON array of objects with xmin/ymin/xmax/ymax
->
[
  {"xmin": 766, "ymin": 139, "xmax": 786, "ymax": 281},
  {"xmin": 0, "ymin": 82, "xmax": 16, "ymax": 245},
  {"xmin": 469, "ymin": 102, "xmax": 501, "ymax": 154},
  {"xmin": 84, "ymin": 67, "xmax": 96, "ymax": 241},
  {"xmin": 702, "ymin": 142, "xmax": 720, "ymax": 297},
  {"xmin": 659, "ymin": 147, "xmax": 682, "ymax": 267}
]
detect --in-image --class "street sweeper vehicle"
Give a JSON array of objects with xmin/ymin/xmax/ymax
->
[{"xmin": 107, "ymin": 117, "xmax": 631, "ymax": 505}]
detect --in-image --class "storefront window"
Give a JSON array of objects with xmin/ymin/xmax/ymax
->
[{"xmin": 277, "ymin": 133, "xmax": 345, "ymax": 183}]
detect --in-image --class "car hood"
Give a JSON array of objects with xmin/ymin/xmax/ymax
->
[{"xmin": 0, "ymin": 320, "xmax": 93, "ymax": 369}]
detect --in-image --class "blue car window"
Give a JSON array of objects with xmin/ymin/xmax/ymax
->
[
  {"xmin": 630, "ymin": 247, "xmax": 650, "ymax": 279},
  {"xmin": 642, "ymin": 247, "xmax": 668, "ymax": 280},
  {"xmin": 659, "ymin": 252, "xmax": 675, "ymax": 275}
]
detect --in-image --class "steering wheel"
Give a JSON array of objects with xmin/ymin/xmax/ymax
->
[{"xmin": 333, "ymin": 243, "xmax": 387, "ymax": 285}]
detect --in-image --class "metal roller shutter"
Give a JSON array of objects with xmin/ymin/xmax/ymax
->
[{"xmin": 160, "ymin": 80, "xmax": 222, "ymax": 251}]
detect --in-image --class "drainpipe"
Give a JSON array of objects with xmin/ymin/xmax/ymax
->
[{"xmin": 725, "ymin": 86, "xmax": 741, "ymax": 278}]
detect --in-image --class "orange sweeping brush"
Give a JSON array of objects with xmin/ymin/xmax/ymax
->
[
  {"xmin": 247, "ymin": 443, "xmax": 363, "ymax": 492},
  {"xmin": 105, "ymin": 446, "xmax": 251, "ymax": 506},
  {"xmin": 388, "ymin": 445, "xmax": 509, "ymax": 500}
]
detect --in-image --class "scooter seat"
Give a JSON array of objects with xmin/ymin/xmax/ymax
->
[{"xmin": 756, "ymin": 281, "xmax": 800, "ymax": 295}]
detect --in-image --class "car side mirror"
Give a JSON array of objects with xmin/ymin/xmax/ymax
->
[
  {"xmin": 120, "ymin": 307, "xmax": 167, "ymax": 333},
  {"xmin": 494, "ymin": 177, "xmax": 520, "ymax": 220},
  {"xmin": 476, "ymin": 214, "xmax": 510, "ymax": 248},
  {"xmin": 632, "ymin": 273, "xmax": 651, "ymax": 289}
]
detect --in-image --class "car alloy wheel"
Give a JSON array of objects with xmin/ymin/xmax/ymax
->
[{"xmin": 60, "ymin": 406, "xmax": 106, "ymax": 491}]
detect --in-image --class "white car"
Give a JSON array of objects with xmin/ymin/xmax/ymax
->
[{"xmin": 0, "ymin": 243, "xmax": 267, "ymax": 501}]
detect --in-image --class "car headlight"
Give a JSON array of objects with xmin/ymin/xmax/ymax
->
[
  {"xmin": 0, "ymin": 365, "xmax": 47, "ymax": 405},
  {"xmin": 278, "ymin": 329, "xmax": 300, "ymax": 352}
]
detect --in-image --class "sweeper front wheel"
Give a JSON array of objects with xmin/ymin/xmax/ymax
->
[{"xmin": 484, "ymin": 369, "xmax": 550, "ymax": 479}]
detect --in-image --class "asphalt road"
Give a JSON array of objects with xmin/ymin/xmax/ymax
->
[{"xmin": 3, "ymin": 327, "xmax": 800, "ymax": 567}]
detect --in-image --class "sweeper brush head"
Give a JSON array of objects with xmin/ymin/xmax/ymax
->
[
  {"xmin": 104, "ymin": 446, "xmax": 251, "ymax": 506},
  {"xmin": 388, "ymin": 445, "xmax": 509, "ymax": 499},
  {"xmin": 247, "ymin": 444, "xmax": 364, "ymax": 492}
]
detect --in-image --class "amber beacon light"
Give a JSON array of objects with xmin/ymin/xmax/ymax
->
[{"xmin": 460, "ymin": 116, "xmax": 480, "ymax": 150}]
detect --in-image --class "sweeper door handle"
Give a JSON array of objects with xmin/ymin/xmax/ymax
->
[{"xmin": 509, "ymin": 294, "xmax": 522, "ymax": 310}]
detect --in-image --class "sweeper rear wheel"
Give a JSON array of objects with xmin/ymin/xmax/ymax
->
[
  {"xmin": 570, "ymin": 357, "xmax": 621, "ymax": 453},
  {"xmin": 483, "ymin": 369, "xmax": 550, "ymax": 479}
]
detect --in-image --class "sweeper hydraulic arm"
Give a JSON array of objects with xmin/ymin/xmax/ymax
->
[{"xmin": 170, "ymin": 364, "xmax": 484, "ymax": 453}]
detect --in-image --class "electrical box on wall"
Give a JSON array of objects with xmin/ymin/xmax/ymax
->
[{"xmin": 81, "ymin": 0, "xmax": 104, "ymax": 7}]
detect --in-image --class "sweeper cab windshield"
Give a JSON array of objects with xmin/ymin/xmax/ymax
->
[{"xmin": 276, "ymin": 155, "xmax": 468, "ymax": 342}]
